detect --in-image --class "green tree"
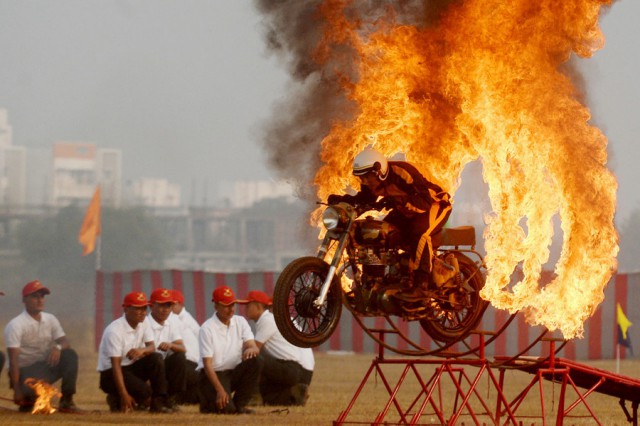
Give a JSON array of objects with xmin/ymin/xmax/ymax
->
[
  {"xmin": 16, "ymin": 205, "xmax": 93, "ymax": 283},
  {"xmin": 100, "ymin": 206, "xmax": 172, "ymax": 271},
  {"xmin": 16, "ymin": 205, "xmax": 172, "ymax": 283}
]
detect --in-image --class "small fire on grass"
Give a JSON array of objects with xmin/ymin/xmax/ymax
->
[{"xmin": 25, "ymin": 378, "xmax": 61, "ymax": 414}]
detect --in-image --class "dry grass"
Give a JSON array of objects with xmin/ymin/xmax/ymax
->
[{"xmin": 1, "ymin": 323, "xmax": 639, "ymax": 425}]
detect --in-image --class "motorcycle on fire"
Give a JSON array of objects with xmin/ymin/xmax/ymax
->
[{"xmin": 272, "ymin": 199, "xmax": 488, "ymax": 347}]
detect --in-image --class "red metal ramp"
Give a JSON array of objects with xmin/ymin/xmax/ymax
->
[{"xmin": 496, "ymin": 356, "xmax": 640, "ymax": 425}]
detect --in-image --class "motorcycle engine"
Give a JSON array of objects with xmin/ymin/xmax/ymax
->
[
  {"xmin": 354, "ymin": 216, "xmax": 398, "ymax": 247},
  {"xmin": 355, "ymin": 217, "xmax": 403, "ymax": 279},
  {"xmin": 360, "ymin": 249, "xmax": 385, "ymax": 277}
]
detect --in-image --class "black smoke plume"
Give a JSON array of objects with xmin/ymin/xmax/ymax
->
[{"xmin": 253, "ymin": 1, "xmax": 456, "ymax": 201}]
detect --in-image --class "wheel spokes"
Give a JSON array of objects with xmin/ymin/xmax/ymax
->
[{"xmin": 288, "ymin": 269, "xmax": 331, "ymax": 337}]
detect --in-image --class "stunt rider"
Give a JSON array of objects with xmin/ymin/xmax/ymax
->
[{"xmin": 328, "ymin": 147, "xmax": 453, "ymax": 299}]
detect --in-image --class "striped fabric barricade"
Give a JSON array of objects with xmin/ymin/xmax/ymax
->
[{"xmin": 95, "ymin": 270, "xmax": 638, "ymax": 360}]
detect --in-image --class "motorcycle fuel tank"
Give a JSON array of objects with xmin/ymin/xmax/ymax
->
[{"xmin": 354, "ymin": 217, "xmax": 398, "ymax": 247}]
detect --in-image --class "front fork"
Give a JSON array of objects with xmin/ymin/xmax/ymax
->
[{"xmin": 313, "ymin": 232, "xmax": 350, "ymax": 309}]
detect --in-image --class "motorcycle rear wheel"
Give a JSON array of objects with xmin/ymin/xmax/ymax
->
[
  {"xmin": 420, "ymin": 252, "xmax": 488, "ymax": 343},
  {"xmin": 273, "ymin": 256, "xmax": 343, "ymax": 348}
]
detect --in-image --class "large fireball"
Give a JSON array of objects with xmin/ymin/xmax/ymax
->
[{"xmin": 259, "ymin": 0, "xmax": 618, "ymax": 339}]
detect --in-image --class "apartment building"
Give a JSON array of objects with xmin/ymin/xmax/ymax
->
[{"xmin": 51, "ymin": 142, "xmax": 122, "ymax": 206}]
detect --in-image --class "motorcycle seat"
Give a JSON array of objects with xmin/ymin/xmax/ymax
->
[{"xmin": 432, "ymin": 226, "xmax": 476, "ymax": 248}]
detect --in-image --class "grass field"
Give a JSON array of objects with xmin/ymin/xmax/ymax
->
[{"xmin": 1, "ymin": 321, "xmax": 639, "ymax": 426}]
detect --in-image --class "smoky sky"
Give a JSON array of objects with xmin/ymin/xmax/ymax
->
[
  {"xmin": 0, "ymin": 1, "xmax": 286, "ymax": 204},
  {"xmin": 0, "ymin": 1, "xmax": 637, "ymax": 217}
]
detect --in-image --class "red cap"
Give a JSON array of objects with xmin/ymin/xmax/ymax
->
[
  {"xmin": 172, "ymin": 289, "xmax": 185, "ymax": 304},
  {"xmin": 150, "ymin": 288, "xmax": 176, "ymax": 304},
  {"xmin": 212, "ymin": 286, "xmax": 245, "ymax": 305},
  {"xmin": 122, "ymin": 292, "xmax": 152, "ymax": 308},
  {"xmin": 240, "ymin": 290, "xmax": 272, "ymax": 306},
  {"xmin": 22, "ymin": 280, "xmax": 51, "ymax": 297}
]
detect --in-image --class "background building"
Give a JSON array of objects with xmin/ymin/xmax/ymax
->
[
  {"xmin": 2, "ymin": 145, "xmax": 27, "ymax": 206},
  {"xmin": 0, "ymin": 109, "xmax": 27, "ymax": 206},
  {"xmin": 96, "ymin": 148, "xmax": 122, "ymax": 207},
  {"xmin": 217, "ymin": 179, "xmax": 295, "ymax": 208},
  {"xmin": 51, "ymin": 142, "xmax": 122, "ymax": 207},
  {"xmin": 127, "ymin": 178, "xmax": 181, "ymax": 207}
]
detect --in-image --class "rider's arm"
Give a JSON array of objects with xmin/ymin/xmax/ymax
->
[{"xmin": 334, "ymin": 185, "xmax": 377, "ymax": 205}]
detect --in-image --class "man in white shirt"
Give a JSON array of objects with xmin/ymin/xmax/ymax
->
[
  {"xmin": 3, "ymin": 281, "xmax": 80, "ymax": 413},
  {"xmin": 171, "ymin": 289, "xmax": 200, "ymax": 404},
  {"xmin": 97, "ymin": 291, "xmax": 172, "ymax": 413},
  {"xmin": 146, "ymin": 288, "xmax": 187, "ymax": 410},
  {"xmin": 241, "ymin": 290, "xmax": 314, "ymax": 406},
  {"xmin": 197, "ymin": 285, "xmax": 261, "ymax": 414}
]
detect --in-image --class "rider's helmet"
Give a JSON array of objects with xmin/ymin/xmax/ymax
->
[{"xmin": 352, "ymin": 148, "xmax": 389, "ymax": 181}]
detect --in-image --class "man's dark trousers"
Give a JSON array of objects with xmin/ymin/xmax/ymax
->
[
  {"xmin": 99, "ymin": 352, "xmax": 167, "ymax": 404},
  {"xmin": 18, "ymin": 348, "xmax": 78, "ymax": 401}
]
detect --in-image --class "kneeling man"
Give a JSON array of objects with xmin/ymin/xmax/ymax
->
[
  {"xmin": 197, "ymin": 286, "xmax": 261, "ymax": 414},
  {"xmin": 4, "ymin": 281, "xmax": 80, "ymax": 413},
  {"xmin": 97, "ymin": 292, "xmax": 173, "ymax": 413},
  {"xmin": 242, "ymin": 290, "xmax": 314, "ymax": 406},
  {"xmin": 146, "ymin": 288, "xmax": 187, "ymax": 410}
]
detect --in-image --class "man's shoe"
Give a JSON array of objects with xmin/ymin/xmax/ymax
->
[
  {"xmin": 150, "ymin": 397, "xmax": 174, "ymax": 413},
  {"xmin": 236, "ymin": 406, "xmax": 256, "ymax": 414},
  {"xmin": 18, "ymin": 403, "xmax": 34, "ymax": 413},
  {"xmin": 58, "ymin": 395, "xmax": 83, "ymax": 413},
  {"xmin": 106, "ymin": 394, "xmax": 120, "ymax": 412},
  {"xmin": 290, "ymin": 383, "xmax": 309, "ymax": 406},
  {"xmin": 164, "ymin": 395, "xmax": 180, "ymax": 412},
  {"xmin": 247, "ymin": 392, "xmax": 263, "ymax": 407}
]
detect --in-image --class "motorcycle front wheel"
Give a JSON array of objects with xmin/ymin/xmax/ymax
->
[
  {"xmin": 272, "ymin": 256, "xmax": 343, "ymax": 348},
  {"xmin": 420, "ymin": 252, "xmax": 488, "ymax": 344}
]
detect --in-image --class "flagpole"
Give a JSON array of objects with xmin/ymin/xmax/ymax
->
[
  {"xmin": 616, "ymin": 343, "xmax": 620, "ymax": 374},
  {"xmin": 95, "ymin": 235, "xmax": 102, "ymax": 271}
]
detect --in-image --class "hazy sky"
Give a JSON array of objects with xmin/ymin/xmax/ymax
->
[
  {"xmin": 0, "ymin": 1, "xmax": 288, "ymax": 203},
  {"xmin": 0, "ymin": 1, "xmax": 638, "ymax": 218}
]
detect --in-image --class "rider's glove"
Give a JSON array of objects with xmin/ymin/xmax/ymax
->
[{"xmin": 328, "ymin": 194, "xmax": 343, "ymax": 205}]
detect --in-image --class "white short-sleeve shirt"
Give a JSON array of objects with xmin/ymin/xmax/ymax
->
[
  {"xmin": 298, "ymin": 347, "xmax": 315, "ymax": 372},
  {"xmin": 145, "ymin": 314, "xmax": 183, "ymax": 359},
  {"xmin": 255, "ymin": 310, "xmax": 303, "ymax": 363},
  {"xmin": 173, "ymin": 309, "xmax": 200, "ymax": 364},
  {"xmin": 4, "ymin": 311, "xmax": 66, "ymax": 368},
  {"xmin": 197, "ymin": 314, "xmax": 254, "ymax": 372},
  {"xmin": 97, "ymin": 315, "xmax": 155, "ymax": 371}
]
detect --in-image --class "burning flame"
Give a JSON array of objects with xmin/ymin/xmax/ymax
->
[
  {"xmin": 25, "ymin": 378, "xmax": 61, "ymax": 414},
  {"xmin": 307, "ymin": 0, "xmax": 617, "ymax": 338}
]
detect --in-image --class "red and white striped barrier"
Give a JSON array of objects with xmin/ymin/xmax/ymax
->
[{"xmin": 95, "ymin": 270, "xmax": 637, "ymax": 360}]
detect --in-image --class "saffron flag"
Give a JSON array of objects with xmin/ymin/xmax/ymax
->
[
  {"xmin": 616, "ymin": 303, "xmax": 633, "ymax": 355},
  {"xmin": 78, "ymin": 187, "xmax": 101, "ymax": 255}
]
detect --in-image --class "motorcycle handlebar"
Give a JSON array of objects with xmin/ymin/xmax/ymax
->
[{"xmin": 323, "ymin": 199, "xmax": 390, "ymax": 213}]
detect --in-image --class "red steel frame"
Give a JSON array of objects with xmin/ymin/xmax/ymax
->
[
  {"xmin": 334, "ymin": 330, "xmax": 519, "ymax": 425},
  {"xmin": 495, "ymin": 339, "xmax": 603, "ymax": 426},
  {"xmin": 334, "ymin": 331, "xmax": 640, "ymax": 425}
]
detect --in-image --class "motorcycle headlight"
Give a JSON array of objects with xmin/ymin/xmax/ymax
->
[
  {"xmin": 322, "ymin": 206, "xmax": 341, "ymax": 230},
  {"xmin": 322, "ymin": 205, "xmax": 348, "ymax": 230}
]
